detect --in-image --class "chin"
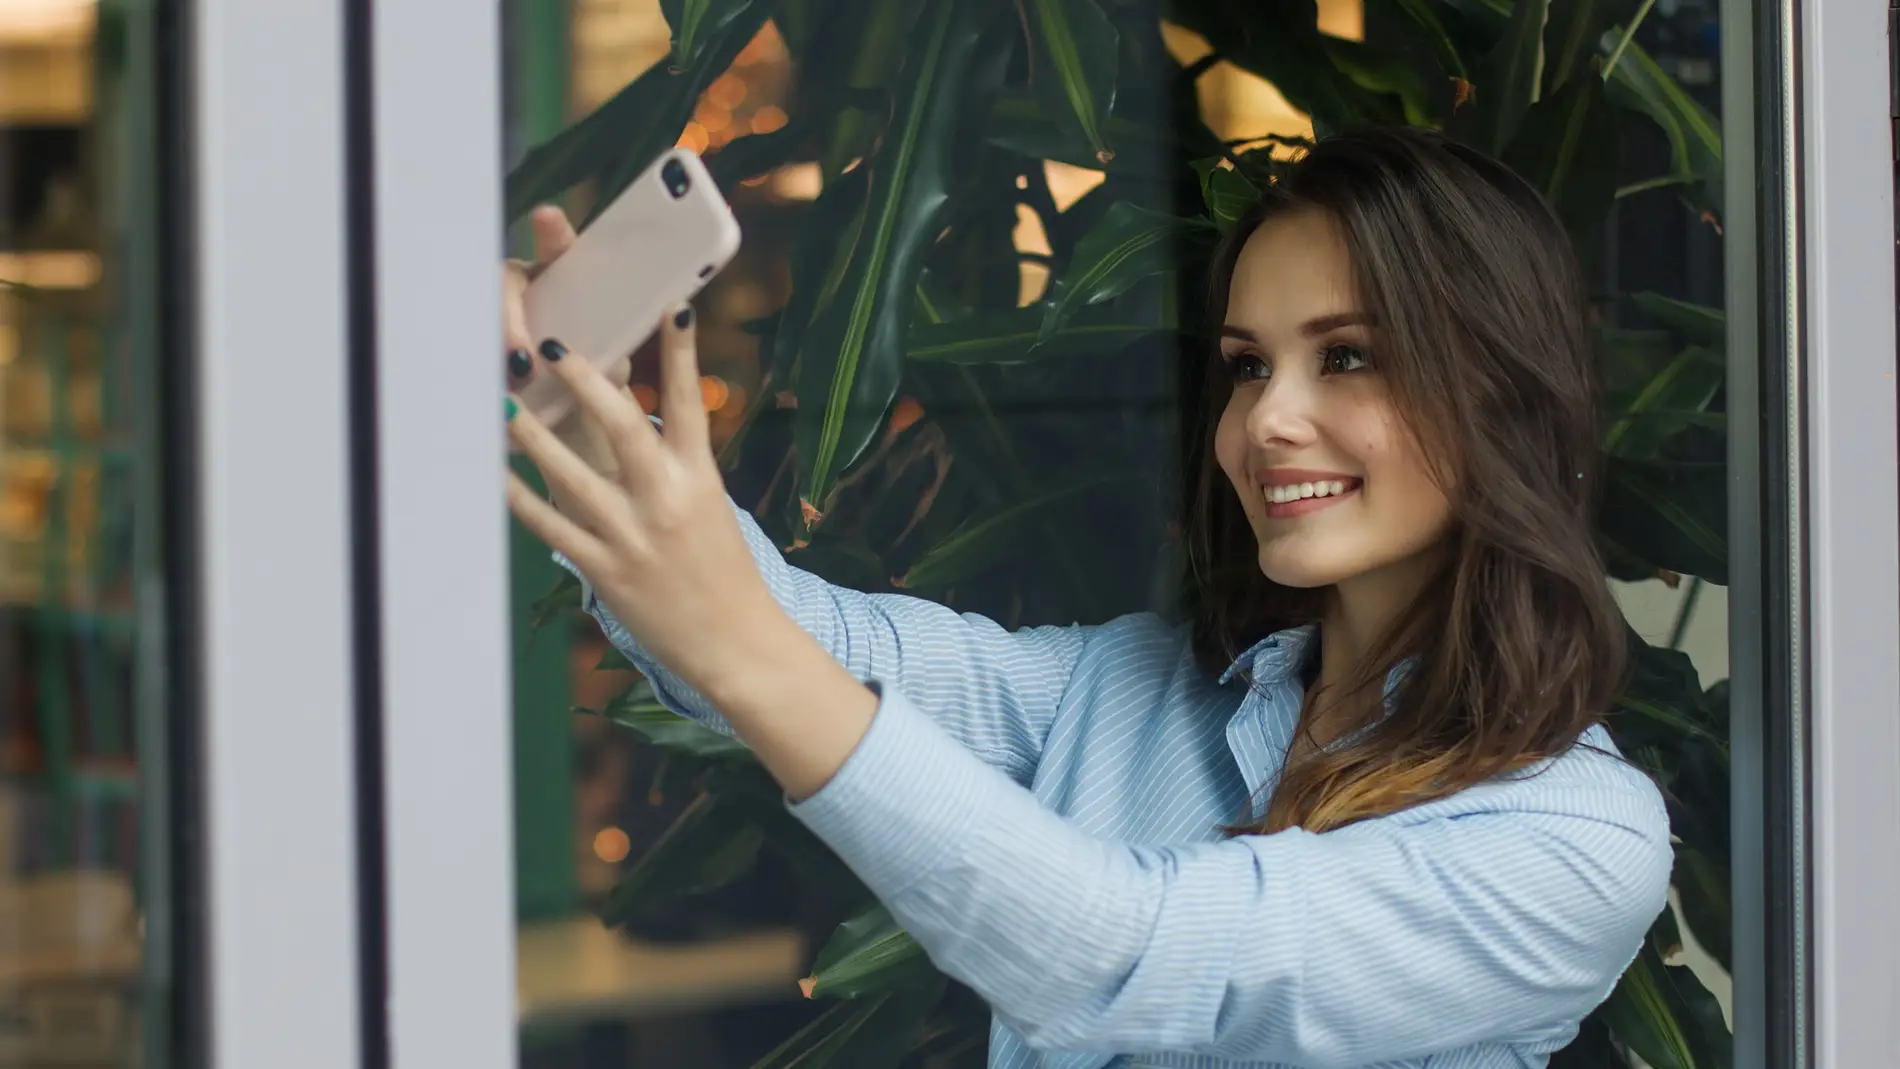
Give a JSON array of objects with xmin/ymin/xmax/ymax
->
[{"xmin": 1255, "ymin": 544, "xmax": 1355, "ymax": 589}]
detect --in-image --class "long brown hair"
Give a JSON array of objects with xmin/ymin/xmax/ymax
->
[{"xmin": 1183, "ymin": 128, "xmax": 1629, "ymax": 835}]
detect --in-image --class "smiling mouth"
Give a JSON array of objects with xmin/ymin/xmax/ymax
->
[{"xmin": 1261, "ymin": 478, "xmax": 1361, "ymax": 518}]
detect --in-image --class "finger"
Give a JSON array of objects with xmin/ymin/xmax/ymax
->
[
  {"xmin": 535, "ymin": 337, "xmax": 663, "ymax": 484},
  {"xmin": 506, "ymin": 470, "xmax": 611, "ymax": 576},
  {"xmin": 659, "ymin": 304, "xmax": 711, "ymax": 456},
  {"xmin": 502, "ymin": 259, "xmax": 535, "ymax": 385},
  {"xmin": 507, "ymin": 391, "xmax": 628, "ymax": 529},
  {"xmin": 531, "ymin": 205, "xmax": 578, "ymax": 267}
]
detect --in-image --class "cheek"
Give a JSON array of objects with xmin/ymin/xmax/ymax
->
[
  {"xmin": 1355, "ymin": 407, "xmax": 1452, "ymax": 526},
  {"xmin": 1213, "ymin": 398, "xmax": 1251, "ymax": 491}
]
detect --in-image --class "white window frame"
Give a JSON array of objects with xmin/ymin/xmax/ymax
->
[
  {"xmin": 1799, "ymin": 0, "xmax": 1900, "ymax": 1065},
  {"xmin": 364, "ymin": 2, "xmax": 517, "ymax": 1068},
  {"xmin": 190, "ymin": 0, "xmax": 514, "ymax": 1066},
  {"xmin": 190, "ymin": 0, "xmax": 363, "ymax": 1066}
]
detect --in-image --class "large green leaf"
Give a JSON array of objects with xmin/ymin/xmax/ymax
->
[
  {"xmin": 806, "ymin": 904, "xmax": 934, "ymax": 999},
  {"xmin": 1597, "ymin": 938, "xmax": 1732, "ymax": 1069},
  {"xmin": 1029, "ymin": 0, "xmax": 1120, "ymax": 164},
  {"xmin": 1673, "ymin": 846, "xmax": 1732, "ymax": 972},
  {"xmin": 599, "ymin": 790, "xmax": 764, "ymax": 927},
  {"xmin": 1629, "ymin": 293, "xmax": 1725, "ymax": 348},
  {"xmin": 1449, "ymin": 0, "xmax": 1717, "ymax": 205},
  {"xmin": 791, "ymin": 0, "xmax": 993, "ymax": 529},
  {"xmin": 1602, "ymin": 29, "xmax": 1723, "ymax": 207},
  {"xmin": 1321, "ymin": 36, "xmax": 1438, "ymax": 127},
  {"xmin": 908, "ymin": 304, "xmax": 1169, "ymax": 365},
  {"xmin": 1501, "ymin": 59, "xmax": 1617, "ymax": 266},
  {"xmin": 1469, "ymin": 0, "xmax": 1550, "ymax": 155},
  {"xmin": 1601, "ymin": 345, "xmax": 1723, "ymax": 458},
  {"xmin": 896, "ymin": 474, "xmax": 1136, "ymax": 589},
  {"xmin": 1596, "ymin": 324, "xmax": 1682, "ymax": 395},
  {"xmin": 715, "ymin": 165, "xmax": 871, "ymax": 473},
  {"xmin": 503, "ymin": 0, "xmax": 773, "ymax": 224},
  {"xmin": 1190, "ymin": 158, "xmax": 1262, "ymax": 230},
  {"xmin": 813, "ymin": 2, "xmax": 922, "ymax": 181},
  {"xmin": 1614, "ymin": 639, "xmax": 1724, "ymax": 753},
  {"xmin": 659, "ymin": 0, "xmax": 770, "ymax": 72},
  {"xmin": 1542, "ymin": 0, "xmax": 1630, "ymax": 93},
  {"xmin": 1165, "ymin": 0, "xmax": 1400, "ymax": 134},
  {"xmin": 526, "ymin": 570, "xmax": 582, "ymax": 637},
  {"xmin": 909, "ymin": 278, "xmax": 1113, "ymax": 618},
  {"xmin": 1372, "ymin": 0, "xmax": 1470, "ymax": 80},
  {"xmin": 1549, "ymin": 1015, "xmax": 1623, "ymax": 1068},
  {"xmin": 706, "ymin": 117, "xmax": 814, "ymax": 190},
  {"xmin": 1038, "ymin": 202, "xmax": 1214, "ymax": 341},
  {"xmin": 773, "ymin": 168, "xmax": 875, "ymax": 386},
  {"xmin": 984, "ymin": 91, "xmax": 1179, "ymax": 176},
  {"xmin": 748, "ymin": 976, "xmax": 945, "ymax": 1069},
  {"xmin": 593, "ymin": 678, "xmax": 755, "ymax": 761},
  {"xmin": 1598, "ymin": 458, "xmax": 1726, "ymax": 584}
]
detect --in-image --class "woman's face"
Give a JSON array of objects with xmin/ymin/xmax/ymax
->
[{"xmin": 1214, "ymin": 209, "xmax": 1454, "ymax": 595}]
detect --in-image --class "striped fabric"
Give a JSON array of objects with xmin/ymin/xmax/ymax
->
[{"xmin": 562, "ymin": 498, "xmax": 1673, "ymax": 1069}]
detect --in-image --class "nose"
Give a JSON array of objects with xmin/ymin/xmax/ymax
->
[{"xmin": 1243, "ymin": 376, "xmax": 1318, "ymax": 448}]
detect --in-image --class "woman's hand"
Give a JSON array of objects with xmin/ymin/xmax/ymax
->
[
  {"xmin": 504, "ymin": 205, "xmax": 625, "ymax": 495},
  {"xmin": 504, "ymin": 305, "xmax": 879, "ymax": 801},
  {"xmin": 505, "ymin": 305, "xmax": 785, "ymax": 699}
]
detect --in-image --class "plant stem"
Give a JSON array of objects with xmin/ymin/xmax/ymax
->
[
  {"xmin": 1616, "ymin": 173, "xmax": 1696, "ymax": 199},
  {"xmin": 1180, "ymin": 52, "xmax": 1223, "ymax": 83},
  {"xmin": 1668, "ymin": 576, "xmax": 1704, "ymax": 650},
  {"xmin": 1602, "ymin": 0, "xmax": 1659, "ymax": 81}
]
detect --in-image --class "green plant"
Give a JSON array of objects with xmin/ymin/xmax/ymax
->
[{"xmin": 514, "ymin": 0, "xmax": 1733, "ymax": 1064}]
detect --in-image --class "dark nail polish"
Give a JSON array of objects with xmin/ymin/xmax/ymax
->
[
  {"xmin": 673, "ymin": 305, "xmax": 694, "ymax": 330},
  {"xmin": 507, "ymin": 348, "xmax": 533, "ymax": 379},
  {"xmin": 505, "ymin": 396, "xmax": 519, "ymax": 422},
  {"xmin": 538, "ymin": 338, "xmax": 567, "ymax": 362}
]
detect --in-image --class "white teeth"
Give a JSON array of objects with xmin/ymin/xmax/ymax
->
[{"xmin": 1267, "ymin": 480, "xmax": 1354, "ymax": 504}]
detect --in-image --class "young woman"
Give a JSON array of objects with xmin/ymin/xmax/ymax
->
[{"xmin": 501, "ymin": 127, "xmax": 1673, "ymax": 1069}]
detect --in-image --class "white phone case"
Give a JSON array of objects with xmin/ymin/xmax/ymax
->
[{"xmin": 514, "ymin": 148, "xmax": 741, "ymax": 431}]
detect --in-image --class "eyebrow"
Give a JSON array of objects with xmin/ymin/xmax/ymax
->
[{"xmin": 1219, "ymin": 312, "xmax": 1376, "ymax": 343}]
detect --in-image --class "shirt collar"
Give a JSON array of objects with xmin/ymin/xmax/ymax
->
[
  {"xmin": 1218, "ymin": 623, "xmax": 1416, "ymax": 707},
  {"xmin": 1218, "ymin": 624, "xmax": 1319, "ymax": 688}
]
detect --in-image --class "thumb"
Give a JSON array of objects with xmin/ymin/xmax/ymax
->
[{"xmin": 531, "ymin": 205, "xmax": 578, "ymax": 266}]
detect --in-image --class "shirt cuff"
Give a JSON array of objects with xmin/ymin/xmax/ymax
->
[{"xmin": 787, "ymin": 681, "xmax": 1004, "ymax": 899}]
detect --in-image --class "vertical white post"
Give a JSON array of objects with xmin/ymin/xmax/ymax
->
[
  {"xmin": 191, "ymin": 0, "xmax": 364, "ymax": 1065},
  {"xmin": 365, "ymin": 2, "xmax": 518, "ymax": 1067},
  {"xmin": 1802, "ymin": 0, "xmax": 1900, "ymax": 1065}
]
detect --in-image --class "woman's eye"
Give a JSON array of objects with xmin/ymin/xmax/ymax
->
[
  {"xmin": 1321, "ymin": 344, "xmax": 1370, "ymax": 374},
  {"xmin": 1223, "ymin": 352, "xmax": 1268, "ymax": 383}
]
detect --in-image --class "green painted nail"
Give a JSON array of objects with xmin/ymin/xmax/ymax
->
[{"xmin": 506, "ymin": 396, "xmax": 519, "ymax": 421}]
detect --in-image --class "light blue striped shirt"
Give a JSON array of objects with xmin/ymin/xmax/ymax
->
[{"xmin": 565, "ymin": 497, "xmax": 1673, "ymax": 1069}]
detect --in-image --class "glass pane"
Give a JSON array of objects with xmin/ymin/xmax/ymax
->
[
  {"xmin": 503, "ymin": 0, "xmax": 1742, "ymax": 1065},
  {"xmin": 0, "ymin": 1, "xmax": 178, "ymax": 1066}
]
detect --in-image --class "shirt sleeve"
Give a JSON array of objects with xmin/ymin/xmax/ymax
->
[
  {"xmin": 789, "ymin": 683, "xmax": 1676, "ymax": 1068},
  {"xmin": 557, "ymin": 494, "xmax": 1091, "ymax": 786}
]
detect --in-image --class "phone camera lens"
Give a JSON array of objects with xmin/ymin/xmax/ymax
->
[{"xmin": 661, "ymin": 158, "xmax": 691, "ymax": 199}]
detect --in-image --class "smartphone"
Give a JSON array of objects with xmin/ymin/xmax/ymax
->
[{"xmin": 513, "ymin": 148, "xmax": 742, "ymax": 432}]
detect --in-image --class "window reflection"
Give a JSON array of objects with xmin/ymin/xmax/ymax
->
[{"xmin": 1, "ymin": 1, "xmax": 166, "ymax": 1065}]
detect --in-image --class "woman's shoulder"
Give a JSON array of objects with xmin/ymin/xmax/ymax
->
[
  {"xmin": 1060, "ymin": 611, "xmax": 1232, "ymax": 706},
  {"xmin": 1070, "ymin": 611, "xmax": 1200, "ymax": 670},
  {"xmin": 1412, "ymin": 723, "xmax": 1670, "ymax": 842}
]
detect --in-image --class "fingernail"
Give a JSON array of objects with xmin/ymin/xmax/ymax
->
[
  {"xmin": 507, "ymin": 348, "xmax": 533, "ymax": 379},
  {"xmin": 506, "ymin": 396, "xmax": 519, "ymax": 422},
  {"xmin": 538, "ymin": 338, "xmax": 567, "ymax": 362},
  {"xmin": 673, "ymin": 305, "xmax": 694, "ymax": 330}
]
